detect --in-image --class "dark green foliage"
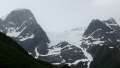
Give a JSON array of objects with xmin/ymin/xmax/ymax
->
[
  {"xmin": 0, "ymin": 32, "xmax": 56, "ymax": 68},
  {"xmin": 61, "ymin": 64, "xmax": 71, "ymax": 68},
  {"xmin": 89, "ymin": 44, "xmax": 120, "ymax": 68},
  {"xmin": 57, "ymin": 64, "xmax": 71, "ymax": 68}
]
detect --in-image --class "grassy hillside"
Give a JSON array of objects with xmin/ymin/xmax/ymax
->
[{"xmin": 0, "ymin": 32, "xmax": 57, "ymax": 68}]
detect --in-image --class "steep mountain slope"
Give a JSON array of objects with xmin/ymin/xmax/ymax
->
[
  {"xmin": 0, "ymin": 32, "xmax": 56, "ymax": 68},
  {"xmin": 82, "ymin": 18, "xmax": 120, "ymax": 47},
  {"xmin": 82, "ymin": 18, "xmax": 120, "ymax": 68},
  {"xmin": 0, "ymin": 9, "xmax": 50, "ymax": 56}
]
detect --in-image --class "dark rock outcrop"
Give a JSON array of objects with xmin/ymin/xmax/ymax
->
[
  {"xmin": 0, "ymin": 9, "xmax": 50, "ymax": 56},
  {"xmin": 39, "ymin": 41, "xmax": 88, "ymax": 68}
]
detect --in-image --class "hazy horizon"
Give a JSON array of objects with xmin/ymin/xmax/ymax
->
[{"xmin": 0, "ymin": 0, "xmax": 120, "ymax": 32}]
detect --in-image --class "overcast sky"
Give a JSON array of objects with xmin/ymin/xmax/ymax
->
[{"xmin": 0, "ymin": 0, "xmax": 120, "ymax": 32}]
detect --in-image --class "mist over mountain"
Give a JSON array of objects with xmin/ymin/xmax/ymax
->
[{"xmin": 0, "ymin": 9, "xmax": 120, "ymax": 68}]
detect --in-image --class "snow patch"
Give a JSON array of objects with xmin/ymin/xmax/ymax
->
[
  {"xmin": 80, "ymin": 48, "xmax": 93, "ymax": 68},
  {"xmin": 38, "ymin": 44, "xmax": 74, "ymax": 56},
  {"xmin": 92, "ymin": 40, "xmax": 105, "ymax": 45},
  {"xmin": 71, "ymin": 59, "xmax": 88, "ymax": 65},
  {"xmin": 109, "ymin": 47, "xmax": 114, "ymax": 49},
  {"xmin": 6, "ymin": 25, "xmax": 27, "ymax": 37},
  {"xmin": 35, "ymin": 47, "xmax": 39, "ymax": 59},
  {"xmin": 117, "ymin": 39, "xmax": 120, "ymax": 42},
  {"xmin": 19, "ymin": 34, "xmax": 34, "ymax": 41}
]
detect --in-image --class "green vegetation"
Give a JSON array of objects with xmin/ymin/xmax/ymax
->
[{"xmin": 0, "ymin": 32, "xmax": 57, "ymax": 68}]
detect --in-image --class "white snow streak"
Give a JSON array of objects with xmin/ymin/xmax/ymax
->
[
  {"xmin": 6, "ymin": 26, "xmax": 27, "ymax": 37},
  {"xmin": 35, "ymin": 47, "xmax": 39, "ymax": 59},
  {"xmin": 19, "ymin": 34, "xmax": 34, "ymax": 41}
]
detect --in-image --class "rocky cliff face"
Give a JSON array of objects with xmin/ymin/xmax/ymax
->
[
  {"xmin": 0, "ymin": 9, "xmax": 50, "ymax": 56},
  {"xmin": 38, "ymin": 41, "xmax": 88, "ymax": 68},
  {"xmin": 82, "ymin": 18, "xmax": 120, "ymax": 68},
  {"xmin": 82, "ymin": 18, "xmax": 120, "ymax": 49}
]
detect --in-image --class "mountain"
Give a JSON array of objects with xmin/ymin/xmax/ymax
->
[
  {"xmin": 82, "ymin": 18, "xmax": 120, "ymax": 50},
  {"xmin": 37, "ymin": 27, "xmax": 93, "ymax": 68},
  {"xmin": 0, "ymin": 32, "xmax": 56, "ymax": 68},
  {"xmin": 0, "ymin": 9, "xmax": 89, "ymax": 68},
  {"xmin": 82, "ymin": 18, "xmax": 120, "ymax": 46},
  {"xmin": 82, "ymin": 18, "xmax": 120, "ymax": 68},
  {"xmin": 0, "ymin": 9, "xmax": 85, "ymax": 68},
  {"xmin": 0, "ymin": 9, "xmax": 50, "ymax": 56},
  {"xmin": 1, "ymin": 8, "xmax": 120, "ymax": 68},
  {"xmin": 37, "ymin": 41, "xmax": 91, "ymax": 68}
]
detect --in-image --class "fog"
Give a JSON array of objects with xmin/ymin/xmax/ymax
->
[{"xmin": 0, "ymin": 0, "xmax": 120, "ymax": 32}]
